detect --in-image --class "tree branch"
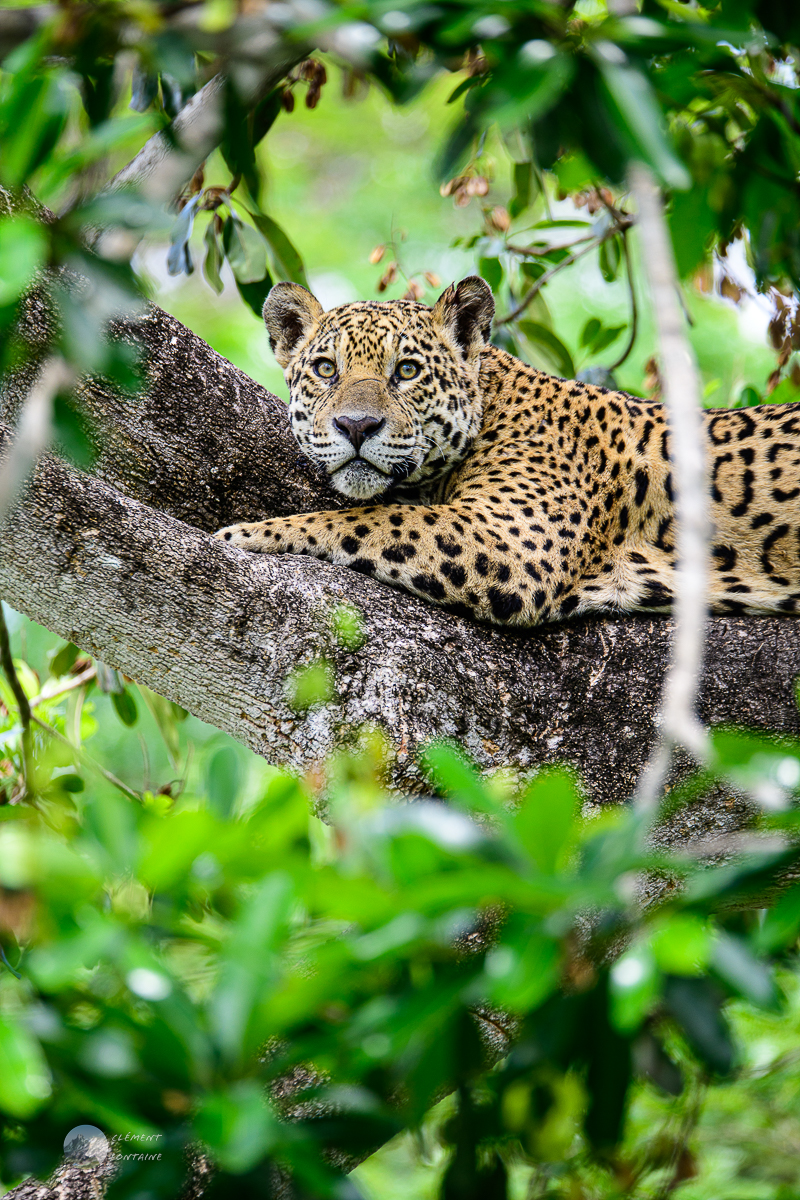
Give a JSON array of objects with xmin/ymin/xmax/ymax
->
[
  {"xmin": 108, "ymin": 46, "xmax": 307, "ymax": 204},
  {"xmin": 1, "ymin": 300, "xmax": 799, "ymax": 834}
]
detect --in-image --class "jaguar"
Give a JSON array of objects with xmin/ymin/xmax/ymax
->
[{"xmin": 216, "ymin": 276, "xmax": 800, "ymax": 627}]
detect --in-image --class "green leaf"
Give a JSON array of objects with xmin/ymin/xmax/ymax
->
[
  {"xmin": 650, "ymin": 915, "xmax": 711, "ymax": 975},
  {"xmin": 478, "ymin": 256, "xmax": 503, "ymax": 291},
  {"xmin": 711, "ymin": 932, "xmax": 779, "ymax": 1009},
  {"xmin": 580, "ymin": 317, "xmax": 602, "ymax": 348},
  {"xmin": 49, "ymin": 641, "xmax": 79, "ymax": 678},
  {"xmin": 285, "ymin": 660, "xmax": 334, "ymax": 712},
  {"xmin": 208, "ymin": 873, "xmax": 294, "ymax": 1063},
  {"xmin": 206, "ymin": 745, "xmax": 241, "ymax": 818},
  {"xmin": 234, "ymin": 274, "xmax": 274, "ymax": 318},
  {"xmin": 247, "ymin": 209, "xmax": 308, "ymax": 287},
  {"xmin": 0, "ymin": 215, "xmax": 47, "ymax": 306},
  {"xmin": 222, "ymin": 214, "xmax": 267, "ymax": 284},
  {"xmin": 0, "ymin": 73, "xmax": 69, "ymax": 188},
  {"xmin": 598, "ymin": 236, "xmax": 622, "ymax": 283},
  {"xmin": 203, "ymin": 219, "xmax": 224, "ymax": 295},
  {"xmin": 738, "ymin": 385, "xmax": 762, "ymax": 408},
  {"xmin": 757, "ymin": 884, "xmax": 800, "ymax": 953},
  {"xmin": 112, "ymin": 688, "xmax": 138, "ymax": 727},
  {"xmin": 513, "ymin": 768, "xmax": 578, "ymax": 873},
  {"xmin": 485, "ymin": 934, "xmax": 560, "ymax": 1011},
  {"xmin": 596, "ymin": 59, "xmax": 690, "ymax": 190},
  {"xmin": 329, "ymin": 602, "xmax": 366, "ymax": 650},
  {"xmin": 663, "ymin": 975, "xmax": 735, "ymax": 1076},
  {"xmin": 591, "ymin": 325, "xmax": 626, "ymax": 354},
  {"xmin": 420, "ymin": 742, "xmax": 491, "ymax": 813},
  {"xmin": 518, "ymin": 320, "xmax": 575, "ymax": 378},
  {"xmin": 58, "ymin": 773, "xmax": 85, "ymax": 793},
  {"xmin": 195, "ymin": 1080, "xmax": 279, "ymax": 1173},
  {"xmin": 509, "ymin": 160, "xmax": 532, "ymax": 218},
  {"xmin": 609, "ymin": 947, "xmax": 659, "ymax": 1032},
  {"xmin": 554, "ymin": 150, "xmax": 595, "ymax": 194},
  {"xmin": 0, "ymin": 1014, "xmax": 51, "ymax": 1117},
  {"xmin": 251, "ymin": 88, "xmax": 282, "ymax": 146},
  {"xmin": 53, "ymin": 393, "xmax": 93, "ymax": 467}
]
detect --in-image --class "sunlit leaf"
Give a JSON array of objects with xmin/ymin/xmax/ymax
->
[
  {"xmin": 222, "ymin": 214, "xmax": 268, "ymax": 284},
  {"xmin": 112, "ymin": 688, "xmax": 138, "ymax": 727},
  {"xmin": 518, "ymin": 320, "xmax": 575, "ymax": 378},
  {"xmin": 247, "ymin": 209, "xmax": 308, "ymax": 287},
  {"xmin": 0, "ymin": 1015, "xmax": 51, "ymax": 1118}
]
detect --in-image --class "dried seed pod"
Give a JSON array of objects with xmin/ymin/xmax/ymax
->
[
  {"xmin": 369, "ymin": 244, "xmax": 386, "ymax": 265},
  {"xmin": 281, "ymin": 88, "xmax": 295, "ymax": 113},
  {"xmin": 790, "ymin": 314, "xmax": 800, "ymax": 350},
  {"xmin": 643, "ymin": 355, "xmax": 662, "ymax": 401},
  {"xmin": 402, "ymin": 279, "xmax": 425, "ymax": 301},
  {"xmin": 488, "ymin": 205, "xmax": 510, "ymax": 232},
  {"xmin": 769, "ymin": 314, "xmax": 787, "ymax": 350},
  {"xmin": 465, "ymin": 175, "xmax": 489, "ymax": 196},
  {"xmin": 306, "ymin": 81, "xmax": 321, "ymax": 109},
  {"xmin": 377, "ymin": 261, "xmax": 398, "ymax": 292},
  {"xmin": 423, "ymin": 270, "xmax": 442, "ymax": 288},
  {"xmin": 719, "ymin": 275, "xmax": 743, "ymax": 303},
  {"xmin": 767, "ymin": 367, "xmax": 782, "ymax": 394}
]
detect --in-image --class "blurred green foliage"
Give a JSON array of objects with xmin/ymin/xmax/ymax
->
[{"xmin": 3, "ymin": 606, "xmax": 800, "ymax": 1197}]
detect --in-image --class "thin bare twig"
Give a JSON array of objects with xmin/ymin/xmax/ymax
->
[
  {"xmin": 0, "ymin": 603, "xmax": 33, "ymax": 796},
  {"xmin": 506, "ymin": 232, "xmax": 597, "ymax": 257},
  {"xmin": 630, "ymin": 164, "xmax": 711, "ymax": 810},
  {"xmin": 30, "ymin": 713, "xmax": 143, "ymax": 805},
  {"xmin": 607, "ymin": 229, "xmax": 638, "ymax": 372},
  {"xmin": 496, "ymin": 237, "xmax": 602, "ymax": 326},
  {"xmin": 108, "ymin": 42, "xmax": 307, "ymax": 206},
  {"xmin": 27, "ymin": 665, "xmax": 97, "ymax": 710}
]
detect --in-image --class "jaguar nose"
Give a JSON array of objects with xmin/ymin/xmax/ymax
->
[{"xmin": 333, "ymin": 414, "xmax": 386, "ymax": 451}]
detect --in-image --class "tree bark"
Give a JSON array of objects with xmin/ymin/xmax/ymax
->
[{"xmin": 2, "ymin": 296, "xmax": 800, "ymax": 836}]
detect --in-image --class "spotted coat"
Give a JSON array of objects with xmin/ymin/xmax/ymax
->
[{"xmin": 216, "ymin": 277, "xmax": 800, "ymax": 627}]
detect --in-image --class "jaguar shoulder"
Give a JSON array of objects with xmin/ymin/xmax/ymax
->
[{"xmin": 216, "ymin": 275, "xmax": 800, "ymax": 627}]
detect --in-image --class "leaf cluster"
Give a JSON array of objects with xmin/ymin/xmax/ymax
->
[{"xmin": 3, "ymin": 631, "xmax": 800, "ymax": 1197}]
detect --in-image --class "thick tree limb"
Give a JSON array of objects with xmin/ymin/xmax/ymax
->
[{"xmin": 2, "ymin": 299, "xmax": 800, "ymax": 834}]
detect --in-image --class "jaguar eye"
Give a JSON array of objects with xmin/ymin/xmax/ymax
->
[
  {"xmin": 314, "ymin": 359, "xmax": 337, "ymax": 379},
  {"xmin": 396, "ymin": 360, "xmax": 420, "ymax": 381}
]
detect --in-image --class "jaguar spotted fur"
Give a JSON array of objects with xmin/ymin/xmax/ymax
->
[{"xmin": 216, "ymin": 276, "xmax": 800, "ymax": 627}]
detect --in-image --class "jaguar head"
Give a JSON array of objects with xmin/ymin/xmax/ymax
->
[{"xmin": 263, "ymin": 276, "xmax": 494, "ymax": 500}]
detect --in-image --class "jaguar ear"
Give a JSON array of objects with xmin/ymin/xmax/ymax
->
[
  {"xmin": 263, "ymin": 283, "xmax": 324, "ymax": 368},
  {"xmin": 431, "ymin": 275, "xmax": 495, "ymax": 361}
]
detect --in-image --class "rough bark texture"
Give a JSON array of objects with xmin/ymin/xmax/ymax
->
[{"xmin": 2, "ymin": 299, "xmax": 800, "ymax": 829}]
